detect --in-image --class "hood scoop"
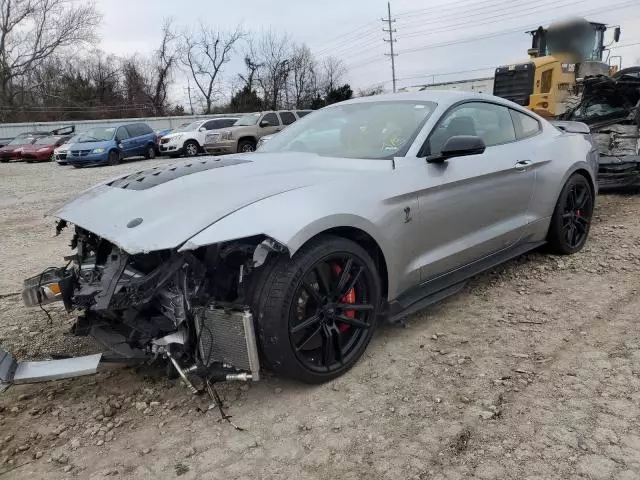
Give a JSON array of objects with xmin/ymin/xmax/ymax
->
[{"xmin": 107, "ymin": 157, "xmax": 252, "ymax": 191}]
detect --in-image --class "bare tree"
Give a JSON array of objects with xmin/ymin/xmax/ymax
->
[
  {"xmin": 289, "ymin": 44, "xmax": 317, "ymax": 108},
  {"xmin": 238, "ymin": 55, "xmax": 262, "ymax": 92},
  {"xmin": 321, "ymin": 56, "xmax": 346, "ymax": 95},
  {"xmin": 254, "ymin": 31, "xmax": 290, "ymax": 110},
  {"xmin": 0, "ymin": 0, "xmax": 101, "ymax": 113},
  {"xmin": 357, "ymin": 84, "xmax": 385, "ymax": 97},
  {"xmin": 146, "ymin": 18, "xmax": 178, "ymax": 115},
  {"xmin": 180, "ymin": 24, "xmax": 244, "ymax": 113}
]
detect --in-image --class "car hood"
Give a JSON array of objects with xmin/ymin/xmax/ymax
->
[
  {"xmin": 71, "ymin": 140, "xmax": 113, "ymax": 149},
  {"xmin": 52, "ymin": 153, "xmax": 391, "ymax": 254},
  {"xmin": 22, "ymin": 144, "xmax": 53, "ymax": 152},
  {"xmin": 0, "ymin": 144, "xmax": 27, "ymax": 152},
  {"xmin": 162, "ymin": 131, "xmax": 193, "ymax": 140}
]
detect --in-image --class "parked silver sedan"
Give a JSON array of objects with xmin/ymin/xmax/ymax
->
[{"xmin": 11, "ymin": 91, "xmax": 597, "ymax": 388}]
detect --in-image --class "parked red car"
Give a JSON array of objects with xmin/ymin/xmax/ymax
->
[
  {"xmin": 0, "ymin": 133, "xmax": 45, "ymax": 162},
  {"xmin": 21, "ymin": 135, "xmax": 72, "ymax": 163}
]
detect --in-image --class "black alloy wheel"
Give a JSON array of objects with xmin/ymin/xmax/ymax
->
[
  {"xmin": 561, "ymin": 180, "xmax": 593, "ymax": 249},
  {"xmin": 548, "ymin": 174, "xmax": 594, "ymax": 254},
  {"xmin": 289, "ymin": 254, "xmax": 376, "ymax": 374},
  {"xmin": 253, "ymin": 235, "xmax": 381, "ymax": 383}
]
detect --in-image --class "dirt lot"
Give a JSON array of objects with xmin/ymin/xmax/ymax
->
[{"xmin": 1, "ymin": 160, "xmax": 639, "ymax": 480}]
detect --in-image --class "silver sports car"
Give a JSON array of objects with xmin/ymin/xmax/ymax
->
[{"xmin": 7, "ymin": 91, "xmax": 598, "ymax": 386}]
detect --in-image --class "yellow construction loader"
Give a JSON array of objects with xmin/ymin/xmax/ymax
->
[{"xmin": 493, "ymin": 18, "xmax": 621, "ymax": 118}]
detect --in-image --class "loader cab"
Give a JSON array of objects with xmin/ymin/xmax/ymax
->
[{"xmin": 494, "ymin": 19, "xmax": 618, "ymax": 118}]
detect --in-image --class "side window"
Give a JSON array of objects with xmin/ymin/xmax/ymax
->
[
  {"xmin": 126, "ymin": 124, "xmax": 143, "ymax": 137},
  {"xmin": 221, "ymin": 119, "xmax": 237, "ymax": 128},
  {"xmin": 279, "ymin": 111, "xmax": 297, "ymax": 125},
  {"xmin": 296, "ymin": 110, "xmax": 311, "ymax": 118},
  {"xmin": 116, "ymin": 126, "xmax": 130, "ymax": 140},
  {"xmin": 262, "ymin": 112, "xmax": 280, "ymax": 126},
  {"xmin": 540, "ymin": 70, "xmax": 553, "ymax": 94},
  {"xmin": 510, "ymin": 110, "xmax": 541, "ymax": 139},
  {"xmin": 427, "ymin": 102, "xmax": 516, "ymax": 155},
  {"xmin": 202, "ymin": 120, "xmax": 216, "ymax": 130}
]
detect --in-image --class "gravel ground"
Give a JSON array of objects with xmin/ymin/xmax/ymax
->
[{"xmin": 1, "ymin": 160, "xmax": 640, "ymax": 479}]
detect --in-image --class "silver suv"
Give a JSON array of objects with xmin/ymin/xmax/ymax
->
[{"xmin": 204, "ymin": 110, "xmax": 311, "ymax": 154}]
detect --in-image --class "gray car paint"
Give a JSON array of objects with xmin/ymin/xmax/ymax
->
[{"xmin": 50, "ymin": 91, "xmax": 598, "ymax": 302}]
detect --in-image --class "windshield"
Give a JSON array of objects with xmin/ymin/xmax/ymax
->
[
  {"xmin": 35, "ymin": 136, "xmax": 61, "ymax": 145},
  {"xmin": 260, "ymin": 101, "xmax": 437, "ymax": 159},
  {"xmin": 8, "ymin": 136, "xmax": 35, "ymax": 145},
  {"xmin": 77, "ymin": 127, "xmax": 116, "ymax": 142},
  {"xmin": 235, "ymin": 113, "xmax": 260, "ymax": 126},
  {"xmin": 174, "ymin": 121, "xmax": 203, "ymax": 133}
]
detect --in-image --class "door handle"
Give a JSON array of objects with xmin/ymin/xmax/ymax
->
[{"xmin": 514, "ymin": 160, "xmax": 533, "ymax": 170}]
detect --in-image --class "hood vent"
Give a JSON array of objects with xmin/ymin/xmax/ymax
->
[{"xmin": 107, "ymin": 157, "xmax": 251, "ymax": 191}]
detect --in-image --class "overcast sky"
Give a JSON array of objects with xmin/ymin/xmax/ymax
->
[{"xmin": 93, "ymin": 0, "xmax": 640, "ymax": 107}]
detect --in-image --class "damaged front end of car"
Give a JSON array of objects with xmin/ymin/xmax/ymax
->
[
  {"xmin": 562, "ymin": 69, "xmax": 640, "ymax": 189},
  {"xmin": 3, "ymin": 222, "xmax": 289, "ymax": 389}
]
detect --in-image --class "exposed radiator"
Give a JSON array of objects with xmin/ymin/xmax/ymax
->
[{"xmin": 194, "ymin": 305, "xmax": 260, "ymax": 381}]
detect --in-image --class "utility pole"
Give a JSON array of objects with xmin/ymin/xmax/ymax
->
[
  {"xmin": 382, "ymin": 2, "xmax": 398, "ymax": 93},
  {"xmin": 184, "ymin": 79, "xmax": 194, "ymax": 115}
]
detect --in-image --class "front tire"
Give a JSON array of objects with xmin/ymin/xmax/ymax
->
[
  {"xmin": 237, "ymin": 140, "xmax": 256, "ymax": 153},
  {"xmin": 547, "ymin": 173, "xmax": 594, "ymax": 255},
  {"xmin": 144, "ymin": 144, "xmax": 156, "ymax": 159},
  {"xmin": 183, "ymin": 140, "xmax": 199, "ymax": 157},
  {"xmin": 252, "ymin": 235, "xmax": 381, "ymax": 383},
  {"xmin": 107, "ymin": 150, "xmax": 120, "ymax": 166}
]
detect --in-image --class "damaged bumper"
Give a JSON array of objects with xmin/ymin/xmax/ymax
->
[
  {"xmin": 0, "ymin": 347, "xmax": 101, "ymax": 387},
  {"xmin": 10, "ymin": 226, "xmax": 268, "ymax": 387},
  {"xmin": 598, "ymin": 155, "xmax": 640, "ymax": 189}
]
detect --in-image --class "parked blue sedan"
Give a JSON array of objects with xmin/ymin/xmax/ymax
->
[{"xmin": 67, "ymin": 123, "xmax": 158, "ymax": 167}]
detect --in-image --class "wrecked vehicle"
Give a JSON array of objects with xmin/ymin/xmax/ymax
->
[
  {"xmin": 562, "ymin": 67, "xmax": 640, "ymax": 189},
  {"xmin": 2, "ymin": 92, "xmax": 598, "ymax": 389}
]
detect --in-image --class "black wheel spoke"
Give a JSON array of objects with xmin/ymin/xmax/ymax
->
[
  {"xmin": 336, "ymin": 315, "xmax": 371, "ymax": 329},
  {"xmin": 321, "ymin": 327, "xmax": 333, "ymax": 370},
  {"xmin": 295, "ymin": 325, "xmax": 322, "ymax": 351},
  {"xmin": 340, "ymin": 266, "xmax": 364, "ymax": 297},
  {"xmin": 336, "ymin": 303, "xmax": 374, "ymax": 312},
  {"xmin": 575, "ymin": 188, "xmax": 588, "ymax": 210},
  {"xmin": 334, "ymin": 258, "xmax": 354, "ymax": 297},
  {"xmin": 302, "ymin": 281, "xmax": 323, "ymax": 306},
  {"xmin": 574, "ymin": 215, "xmax": 589, "ymax": 232},
  {"xmin": 291, "ymin": 313, "xmax": 321, "ymax": 334},
  {"xmin": 314, "ymin": 266, "xmax": 332, "ymax": 296},
  {"xmin": 332, "ymin": 328, "xmax": 344, "ymax": 365}
]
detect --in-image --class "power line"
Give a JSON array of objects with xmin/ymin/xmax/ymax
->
[
  {"xmin": 346, "ymin": 0, "xmax": 639, "ymax": 70},
  {"xmin": 382, "ymin": 2, "xmax": 398, "ymax": 93}
]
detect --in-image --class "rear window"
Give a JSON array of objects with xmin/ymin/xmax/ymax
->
[
  {"xmin": 279, "ymin": 111, "xmax": 297, "ymax": 125},
  {"xmin": 510, "ymin": 110, "xmax": 541, "ymax": 139}
]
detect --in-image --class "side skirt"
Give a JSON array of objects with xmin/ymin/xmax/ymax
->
[{"xmin": 387, "ymin": 241, "xmax": 545, "ymax": 323}]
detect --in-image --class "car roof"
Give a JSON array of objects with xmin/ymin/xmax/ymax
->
[{"xmin": 338, "ymin": 90, "xmax": 529, "ymax": 110}]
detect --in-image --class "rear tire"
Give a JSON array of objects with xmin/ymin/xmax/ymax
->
[
  {"xmin": 547, "ymin": 173, "xmax": 594, "ymax": 255},
  {"xmin": 107, "ymin": 150, "xmax": 120, "ymax": 166},
  {"xmin": 251, "ymin": 235, "xmax": 381, "ymax": 384}
]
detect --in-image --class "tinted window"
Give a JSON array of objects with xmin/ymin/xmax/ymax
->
[
  {"xmin": 296, "ymin": 110, "xmax": 312, "ymax": 118},
  {"xmin": 262, "ymin": 113, "xmax": 280, "ymax": 126},
  {"xmin": 127, "ymin": 123, "xmax": 152, "ymax": 137},
  {"xmin": 428, "ymin": 102, "xmax": 516, "ymax": 155},
  {"xmin": 204, "ymin": 119, "xmax": 237, "ymax": 130},
  {"xmin": 279, "ymin": 111, "xmax": 297, "ymax": 125},
  {"xmin": 116, "ymin": 126, "xmax": 130, "ymax": 140},
  {"xmin": 510, "ymin": 110, "xmax": 541, "ymax": 139},
  {"xmin": 125, "ymin": 124, "xmax": 141, "ymax": 137}
]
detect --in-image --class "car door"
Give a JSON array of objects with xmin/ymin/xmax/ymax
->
[
  {"xmin": 116, "ymin": 126, "xmax": 134, "ymax": 158},
  {"xmin": 416, "ymin": 101, "xmax": 537, "ymax": 280},
  {"xmin": 260, "ymin": 112, "xmax": 282, "ymax": 136}
]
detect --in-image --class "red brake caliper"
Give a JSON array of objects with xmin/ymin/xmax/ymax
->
[{"xmin": 332, "ymin": 264, "xmax": 355, "ymax": 332}]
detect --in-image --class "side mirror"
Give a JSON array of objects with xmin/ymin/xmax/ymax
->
[
  {"xmin": 428, "ymin": 135, "xmax": 486, "ymax": 163},
  {"xmin": 199, "ymin": 127, "xmax": 206, "ymax": 132},
  {"xmin": 614, "ymin": 26, "xmax": 621, "ymax": 43},
  {"xmin": 259, "ymin": 120, "xmax": 270, "ymax": 128}
]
